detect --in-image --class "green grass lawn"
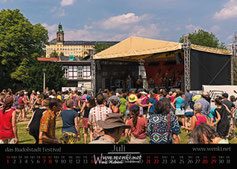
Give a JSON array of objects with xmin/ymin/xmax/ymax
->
[{"xmin": 16, "ymin": 113, "xmax": 237, "ymax": 144}]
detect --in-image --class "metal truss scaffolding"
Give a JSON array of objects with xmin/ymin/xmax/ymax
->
[
  {"xmin": 182, "ymin": 35, "xmax": 191, "ymax": 91},
  {"xmin": 232, "ymin": 32, "xmax": 237, "ymax": 85},
  {"xmin": 90, "ymin": 50, "xmax": 96, "ymax": 94}
]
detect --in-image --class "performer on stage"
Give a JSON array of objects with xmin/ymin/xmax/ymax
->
[{"xmin": 149, "ymin": 78, "xmax": 155, "ymax": 89}]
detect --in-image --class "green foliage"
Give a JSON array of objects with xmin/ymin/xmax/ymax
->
[
  {"xmin": 179, "ymin": 29, "xmax": 227, "ymax": 49},
  {"xmin": 59, "ymin": 52, "xmax": 64, "ymax": 56},
  {"xmin": 50, "ymin": 50, "xmax": 58, "ymax": 58},
  {"xmin": 94, "ymin": 43, "xmax": 112, "ymax": 54},
  {"xmin": 22, "ymin": 59, "xmax": 67, "ymax": 92},
  {"xmin": 0, "ymin": 9, "xmax": 49, "ymax": 91}
]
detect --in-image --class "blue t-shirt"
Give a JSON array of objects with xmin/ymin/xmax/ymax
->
[
  {"xmin": 208, "ymin": 107, "xmax": 216, "ymax": 118},
  {"xmin": 176, "ymin": 97, "xmax": 183, "ymax": 109},
  {"xmin": 149, "ymin": 98, "xmax": 157, "ymax": 113},
  {"xmin": 61, "ymin": 109, "xmax": 79, "ymax": 134}
]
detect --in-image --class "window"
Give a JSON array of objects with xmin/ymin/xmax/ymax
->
[
  {"xmin": 83, "ymin": 66, "xmax": 91, "ymax": 79},
  {"xmin": 63, "ymin": 66, "xmax": 91, "ymax": 80},
  {"xmin": 68, "ymin": 66, "xmax": 78, "ymax": 79}
]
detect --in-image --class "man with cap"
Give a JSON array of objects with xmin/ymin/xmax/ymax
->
[
  {"xmin": 195, "ymin": 92, "xmax": 211, "ymax": 116},
  {"xmin": 89, "ymin": 113, "xmax": 130, "ymax": 144}
]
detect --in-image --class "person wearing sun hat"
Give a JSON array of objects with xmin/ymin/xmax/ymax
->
[
  {"xmin": 127, "ymin": 94, "xmax": 137, "ymax": 118},
  {"xmin": 128, "ymin": 94, "xmax": 137, "ymax": 103},
  {"xmin": 89, "ymin": 113, "xmax": 130, "ymax": 144}
]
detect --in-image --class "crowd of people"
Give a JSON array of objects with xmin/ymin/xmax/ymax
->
[{"xmin": 0, "ymin": 87, "xmax": 236, "ymax": 144}]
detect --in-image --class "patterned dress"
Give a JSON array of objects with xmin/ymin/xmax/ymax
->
[
  {"xmin": 147, "ymin": 113, "xmax": 181, "ymax": 144},
  {"xmin": 39, "ymin": 109, "xmax": 56, "ymax": 144}
]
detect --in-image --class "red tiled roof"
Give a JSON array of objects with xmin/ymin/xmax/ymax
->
[{"xmin": 37, "ymin": 57, "xmax": 58, "ymax": 62}]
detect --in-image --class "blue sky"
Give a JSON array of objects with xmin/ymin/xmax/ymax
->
[{"xmin": 1, "ymin": 0, "xmax": 237, "ymax": 46}]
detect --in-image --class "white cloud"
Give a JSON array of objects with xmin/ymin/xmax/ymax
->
[
  {"xmin": 106, "ymin": 24, "xmax": 161, "ymax": 41},
  {"xmin": 100, "ymin": 13, "xmax": 148, "ymax": 30},
  {"xmin": 214, "ymin": 0, "xmax": 237, "ymax": 20},
  {"xmin": 185, "ymin": 24, "xmax": 202, "ymax": 32},
  {"xmin": 42, "ymin": 23, "xmax": 58, "ymax": 40},
  {"xmin": 51, "ymin": 6, "xmax": 65, "ymax": 18},
  {"xmin": 1, "ymin": 0, "xmax": 7, "ymax": 3},
  {"xmin": 44, "ymin": 12, "xmax": 161, "ymax": 42},
  {"xmin": 61, "ymin": 0, "xmax": 76, "ymax": 7},
  {"xmin": 129, "ymin": 24, "xmax": 161, "ymax": 38}
]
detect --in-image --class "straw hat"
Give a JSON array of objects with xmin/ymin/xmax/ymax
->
[
  {"xmin": 97, "ymin": 113, "xmax": 130, "ymax": 130},
  {"xmin": 128, "ymin": 94, "xmax": 137, "ymax": 103}
]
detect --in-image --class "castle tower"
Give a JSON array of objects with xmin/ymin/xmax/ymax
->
[{"xmin": 57, "ymin": 23, "xmax": 64, "ymax": 43}]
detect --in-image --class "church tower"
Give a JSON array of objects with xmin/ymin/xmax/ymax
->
[{"xmin": 57, "ymin": 23, "xmax": 64, "ymax": 43}]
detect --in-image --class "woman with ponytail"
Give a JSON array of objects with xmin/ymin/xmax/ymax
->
[
  {"xmin": 125, "ymin": 105, "xmax": 148, "ymax": 144},
  {"xmin": 0, "ymin": 96, "xmax": 18, "ymax": 144}
]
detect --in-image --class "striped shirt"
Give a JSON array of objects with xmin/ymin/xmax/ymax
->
[{"xmin": 88, "ymin": 105, "xmax": 112, "ymax": 136}]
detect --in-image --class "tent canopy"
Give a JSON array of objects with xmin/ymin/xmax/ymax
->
[{"xmin": 93, "ymin": 36, "xmax": 232, "ymax": 62}]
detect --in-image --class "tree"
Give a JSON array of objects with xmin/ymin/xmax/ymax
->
[
  {"xmin": 0, "ymin": 9, "xmax": 48, "ymax": 91},
  {"xmin": 59, "ymin": 52, "xmax": 64, "ymax": 56},
  {"xmin": 50, "ymin": 50, "xmax": 58, "ymax": 58},
  {"xmin": 179, "ymin": 29, "xmax": 226, "ymax": 49},
  {"xmin": 22, "ymin": 59, "xmax": 67, "ymax": 92},
  {"xmin": 94, "ymin": 43, "xmax": 113, "ymax": 54}
]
